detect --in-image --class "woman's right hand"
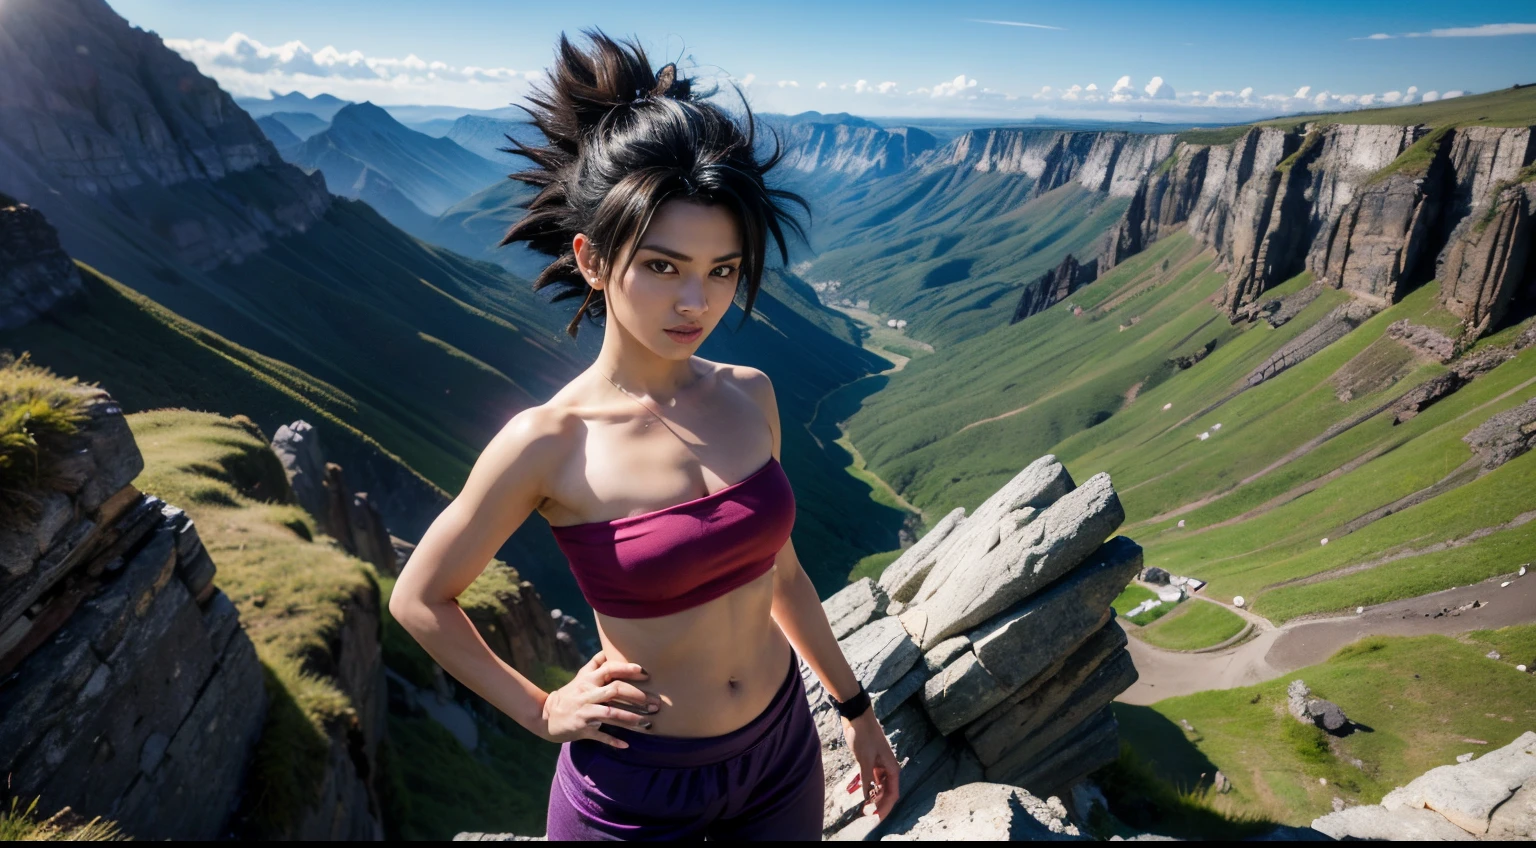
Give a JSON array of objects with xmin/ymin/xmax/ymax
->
[{"xmin": 539, "ymin": 650, "xmax": 661, "ymax": 747}]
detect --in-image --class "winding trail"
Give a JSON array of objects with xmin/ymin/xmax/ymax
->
[{"xmin": 1117, "ymin": 571, "xmax": 1536, "ymax": 705}]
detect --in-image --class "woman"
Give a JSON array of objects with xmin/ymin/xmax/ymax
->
[{"xmin": 389, "ymin": 30, "xmax": 901, "ymax": 841}]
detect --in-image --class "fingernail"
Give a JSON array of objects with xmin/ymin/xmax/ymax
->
[
  {"xmin": 641, "ymin": 721, "xmax": 653, "ymax": 729},
  {"xmin": 648, "ymin": 703, "xmax": 660, "ymax": 713},
  {"xmin": 638, "ymin": 666, "xmax": 648, "ymax": 675},
  {"xmin": 617, "ymin": 741, "xmax": 630, "ymax": 748}
]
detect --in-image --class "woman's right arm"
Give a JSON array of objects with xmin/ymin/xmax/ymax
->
[{"xmin": 388, "ymin": 407, "xmax": 656, "ymax": 746}]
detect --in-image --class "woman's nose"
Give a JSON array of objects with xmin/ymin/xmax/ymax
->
[{"xmin": 676, "ymin": 275, "xmax": 708, "ymax": 313}]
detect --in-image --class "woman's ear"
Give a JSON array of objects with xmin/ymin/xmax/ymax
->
[{"xmin": 572, "ymin": 233, "xmax": 605, "ymax": 290}]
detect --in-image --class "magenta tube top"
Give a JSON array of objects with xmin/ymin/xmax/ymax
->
[{"xmin": 548, "ymin": 456, "xmax": 796, "ymax": 618}]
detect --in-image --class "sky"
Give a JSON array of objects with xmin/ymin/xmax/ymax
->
[{"xmin": 108, "ymin": 0, "xmax": 1536, "ymax": 122}]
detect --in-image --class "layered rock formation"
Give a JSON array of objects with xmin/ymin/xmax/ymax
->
[
  {"xmin": 1104, "ymin": 120, "xmax": 1536, "ymax": 333},
  {"xmin": 806, "ymin": 456, "xmax": 1139, "ymax": 838},
  {"xmin": 0, "ymin": 0, "xmax": 330, "ymax": 268},
  {"xmin": 1313, "ymin": 731, "xmax": 1536, "ymax": 840},
  {"xmin": 0, "ymin": 199, "xmax": 84, "ymax": 329},
  {"xmin": 778, "ymin": 122, "xmax": 938, "ymax": 185},
  {"xmin": 0, "ymin": 385, "xmax": 266, "ymax": 840},
  {"xmin": 1011, "ymin": 254, "xmax": 1099, "ymax": 324},
  {"xmin": 919, "ymin": 129, "xmax": 1176, "ymax": 199}
]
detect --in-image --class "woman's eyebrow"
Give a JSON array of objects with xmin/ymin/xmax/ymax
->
[{"xmin": 638, "ymin": 244, "xmax": 742, "ymax": 263}]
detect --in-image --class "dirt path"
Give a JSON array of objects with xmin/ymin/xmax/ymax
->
[{"xmin": 1118, "ymin": 571, "xmax": 1536, "ymax": 705}]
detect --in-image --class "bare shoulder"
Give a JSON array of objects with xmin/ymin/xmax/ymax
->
[
  {"xmin": 467, "ymin": 400, "xmax": 583, "ymax": 503},
  {"xmin": 708, "ymin": 360, "xmax": 777, "ymax": 415}
]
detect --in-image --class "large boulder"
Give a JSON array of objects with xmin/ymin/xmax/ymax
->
[{"xmin": 901, "ymin": 471, "xmax": 1124, "ymax": 651}]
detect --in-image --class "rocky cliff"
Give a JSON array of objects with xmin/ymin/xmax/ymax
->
[
  {"xmin": 0, "ymin": 385, "xmax": 267, "ymax": 840},
  {"xmin": 806, "ymin": 456, "xmax": 1139, "ymax": 839},
  {"xmin": 0, "ymin": 200, "xmax": 84, "ymax": 329},
  {"xmin": 777, "ymin": 122, "xmax": 938, "ymax": 185},
  {"xmin": 0, "ymin": 0, "xmax": 330, "ymax": 269},
  {"xmin": 919, "ymin": 129, "xmax": 1177, "ymax": 199},
  {"xmin": 1105, "ymin": 122, "xmax": 1536, "ymax": 332}
]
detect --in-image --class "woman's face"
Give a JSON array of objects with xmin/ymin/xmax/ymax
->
[{"xmin": 577, "ymin": 199, "xmax": 742, "ymax": 360}]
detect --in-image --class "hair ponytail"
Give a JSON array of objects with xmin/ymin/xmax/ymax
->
[{"xmin": 500, "ymin": 29, "xmax": 807, "ymax": 336}]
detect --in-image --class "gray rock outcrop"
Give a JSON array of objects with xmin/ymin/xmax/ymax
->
[
  {"xmin": 1463, "ymin": 397, "xmax": 1536, "ymax": 470},
  {"xmin": 779, "ymin": 123, "xmax": 939, "ymax": 186},
  {"xmin": 0, "ymin": 201, "xmax": 84, "ymax": 330},
  {"xmin": 1012, "ymin": 254, "xmax": 1099, "ymax": 324},
  {"xmin": 1386, "ymin": 319, "xmax": 1458, "ymax": 362},
  {"xmin": 0, "ymin": 386, "xmax": 266, "ymax": 840},
  {"xmin": 1286, "ymin": 679, "xmax": 1351, "ymax": 734},
  {"xmin": 1243, "ymin": 301, "xmax": 1379, "ymax": 387},
  {"xmin": 1437, "ymin": 181, "xmax": 1536, "ymax": 335},
  {"xmin": 806, "ymin": 457, "xmax": 1140, "ymax": 838},
  {"xmin": 1313, "ymin": 731, "xmax": 1536, "ymax": 839}
]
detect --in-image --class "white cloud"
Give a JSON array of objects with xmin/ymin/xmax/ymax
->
[
  {"xmin": 816, "ymin": 81, "xmax": 828, "ymax": 89},
  {"xmin": 1443, "ymin": 90, "xmax": 1465, "ymax": 99},
  {"xmin": 1355, "ymin": 22, "xmax": 1536, "ymax": 39},
  {"xmin": 1109, "ymin": 75, "xmax": 1135, "ymax": 102},
  {"xmin": 877, "ymin": 81, "xmax": 899, "ymax": 94},
  {"xmin": 776, "ymin": 80, "xmax": 799, "ymax": 88},
  {"xmin": 1382, "ymin": 90, "xmax": 1402, "ymax": 103},
  {"xmin": 965, "ymin": 18, "xmax": 1064, "ymax": 30},
  {"xmin": 1293, "ymin": 85, "xmax": 1311, "ymax": 99},
  {"xmin": 164, "ymin": 32, "xmax": 537, "ymax": 108},
  {"xmin": 1144, "ymin": 76, "xmax": 1175, "ymax": 99},
  {"xmin": 738, "ymin": 73, "xmax": 757, "ymax": 87},
  {"xmin": 931, "ymin": 74, "xmax": 980, "ymax": 98}
]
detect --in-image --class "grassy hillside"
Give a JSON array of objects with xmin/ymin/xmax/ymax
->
[
  {"xmin": 1258, "ymin": 83, "xmax": 1536, "ymax": 129},
  {"xmin": 803, "ymin": 179, "xmax": 1130, "ymax": 345},
  {"xmin": 1114, "ymin": 631, "xmax": 1536, "ymax": 827},
  {"xmin": 847, "ymin": 226, "xmax": 1536, "ymax": 621}
]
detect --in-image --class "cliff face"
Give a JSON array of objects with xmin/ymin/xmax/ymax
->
[
  {"xmin": 778, "ymin": 123, "xmax": 939, "ymax": 184},
  {"xmin": 0, "ymin": 0, "xmax": 330, "ymax": 268},
  {"xmin": 807, "ymin": 457, "xmax": 1139, "ymax": 838},
  {"xmin": 920, "ymin": 129, "xmax": 1177, "ymax": 199},
  {"xmin": 0, "ymin": 386, "xmax": 267, "ymax": 840},
  {"xmin": 0, "ymin": 201, "xmax": 84, "ymax": 329},
  {"xmin": 1105, "ymin": 122, "xmax": 1536, "ymax": 331}
]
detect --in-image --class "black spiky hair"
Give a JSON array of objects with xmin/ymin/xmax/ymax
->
[{"xmin": 499, "ymin": 29, "xmax": 808, "ymax": 336}]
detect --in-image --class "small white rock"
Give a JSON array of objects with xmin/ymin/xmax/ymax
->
[
  {"xmin": 1321, "ymin": 537, "xmax": 1329, "ymax": 545},
  {"xmin": 1198, "ymin": 432, "xmax": 1210, "ymax": 441},
  {"xmin": 1520, "ymin": 565, "xmax": 1528, "ymax": 577},
  {"xmin": 1233, "ymin": 595, "xmax": 1246, "ymax": 608},
  {"xmin": 1177, "ymin": 519, "xmax": 1186, "ymax": 528},
  {"xmin": 1319, "ymin": 777, "xmax": 1328, "ymax": 786},
  {"xmin": 1518, "ymin": 664, "xmax": 1528, "ymax": 673},
  {"xmin": 1356, "ymin": 607, "xmax": 1364, "ymax": 614},
  {"xmin": 1212, "ymin": 423, "xmax": 1222, "ymax": 430},
  {"xmin": 1162, "ymin": 403, "xmax": 1172, "ymax": 411},
  {"xmin": 1502, "ymin": 581, "xmax": 1513, "ymax": 588},
  {"xmin": 1457, "ymin": 753, "xmax": 1474, "ymax": 764}
]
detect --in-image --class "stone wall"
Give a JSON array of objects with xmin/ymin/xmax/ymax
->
[
  {"xmin": 806, "ymin": 455, "xmax": 1140, "ymax": 839},
  {"xmin": 0, "ymin": 386, "xmax": 266, "ymax": 840}
]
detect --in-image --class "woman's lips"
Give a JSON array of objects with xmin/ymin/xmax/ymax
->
[{"xmin": 664, "ymin": 326, "xmax": 702, "ymax": 344}]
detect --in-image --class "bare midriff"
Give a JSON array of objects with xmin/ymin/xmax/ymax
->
[{"xmin": 593, "ymin": 568, "xmax": 791, "ymax": 738}]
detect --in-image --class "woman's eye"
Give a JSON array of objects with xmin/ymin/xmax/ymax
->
[
  {"xmin": 646, "ymin": 260, "xmax": 676, "ymax": 274},
  {"xmin": 711, "ymin": 265, "xmax": 738, "ymax": 278}
]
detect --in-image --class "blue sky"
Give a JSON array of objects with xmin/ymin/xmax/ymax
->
[{"xmin": 112, "ymin": 0, "xmax": 1536, "ymax": 120}]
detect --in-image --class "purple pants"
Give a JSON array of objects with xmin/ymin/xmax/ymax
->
[{"xmin": 546, "ymin": 652, "xmax": 825, "ymax": 841}]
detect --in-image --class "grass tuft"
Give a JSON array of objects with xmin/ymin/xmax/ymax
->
[
  {"xmin": 0, "ymin": 352, "xmax": 93, "ymax": 527},
  {"xmin": 1137, "ymin": 601, "xmax": 1247, "ymax": 650},
  {"xmin": 0, "ymin": 797, "xmax": 126, "ymax": 841}
]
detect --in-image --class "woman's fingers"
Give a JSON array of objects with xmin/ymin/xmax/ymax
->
[
  {"xmin": 585, "ymin": 727, "xmax": 629, "ymax": 749},
  {"xmin": 872, "ymin": 765, "xmax": 900, "ymax": 818},
  {"xmin": 600, "ymin": 661, "xmax": 648, "ymax": 681},
  {"xmin": 597, "ymin": 681, "xmax": 658, "ymax": 710},
  {"xmin": 583, "ymin": 703, "xmax": 655, "ymax": 730}
]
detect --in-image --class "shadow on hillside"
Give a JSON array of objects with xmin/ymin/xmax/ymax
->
[{"xmin": 1093, "ymin": 704, "xmax": 1281, "ymax": 840}]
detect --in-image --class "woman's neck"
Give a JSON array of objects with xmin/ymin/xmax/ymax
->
[{"xmin": 591, "ymin": 315, "xmax": 701, "ymax": 400}]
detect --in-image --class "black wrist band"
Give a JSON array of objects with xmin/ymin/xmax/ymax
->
[{"xmin": 828, "ymin": 685, "xmax": 871, "ymax": 721}]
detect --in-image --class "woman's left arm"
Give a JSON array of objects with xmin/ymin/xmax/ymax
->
[{"xmin": 738, "ymin": 366, "xmax": 901, "ymax": 821}]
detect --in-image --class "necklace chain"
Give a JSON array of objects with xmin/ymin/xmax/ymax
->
[{"xmin": 600, "ymin": 371, "xmax": 671, "ymax": 430}]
